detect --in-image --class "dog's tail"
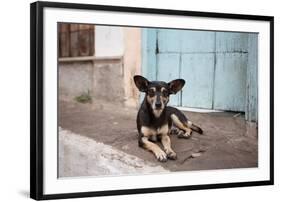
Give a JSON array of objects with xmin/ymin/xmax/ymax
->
[{"xmin": 187, "ymin": 121, "xmax": 203, "ymax": 134}]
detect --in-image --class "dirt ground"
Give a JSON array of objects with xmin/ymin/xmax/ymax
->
[{"xmin": 59, "ymin": 99, "xmax": 258, "ymax": 173}]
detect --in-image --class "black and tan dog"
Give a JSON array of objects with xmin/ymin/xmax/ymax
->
[{"xmin": 134, "ymin": 75, "xmax": 203, "ymax": 162}]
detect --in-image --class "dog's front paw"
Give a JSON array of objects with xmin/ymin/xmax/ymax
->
[
  {"xmin": 166, "ymin": 150, "xmax": 177, "ymax": 160},
  {"xmin": 177, "ymin": 130, "xmax": 192, "ymax": 139},
  {"xmin": 155, "ymin": 149, "xmax": 167, "ymax": 162}
]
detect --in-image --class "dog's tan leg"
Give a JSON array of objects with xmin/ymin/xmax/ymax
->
[
  {"xmin": 171, "ymin": 114, "xmax": 192, "ymax": 138},
  {"xmin": 141, "ymin": 137, "xmax": 167, "ymax": 162},
  {"xmin": 161, "ymin": 135, "xmax": 177, "ymax": 160}
]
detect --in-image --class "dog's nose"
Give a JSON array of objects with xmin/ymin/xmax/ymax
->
[{"xmin": 155, "ymin": 103, "xmax": 162, "ymax": 109}]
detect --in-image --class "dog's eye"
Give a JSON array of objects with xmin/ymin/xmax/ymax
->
[
  {"xmin": 162, "ymin": 90, "xmax": 169, "ymax": 97},
  {"xmin": 148, "ymin": 89, "xmax": 155, "ymax": 96}
]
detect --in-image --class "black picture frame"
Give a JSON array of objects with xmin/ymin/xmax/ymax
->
[{"xmin": 30, "ymin": 1, "xmax": 274, "ymax": 200}]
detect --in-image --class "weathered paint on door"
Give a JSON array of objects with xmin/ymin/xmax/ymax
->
[
  {"xmin": 142, "ymin": 28, "xmax": 258, "ymax": 121},
  {"xmin": 181, "ymin": 53, "xmax": 215, "ymax": 109},
  {"xmin": 214, "ymin": 33, "xmax": 249, "ymax": 112}
]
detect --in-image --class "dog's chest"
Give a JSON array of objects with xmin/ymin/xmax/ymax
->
[
  {"xmin": 141, "ymin": 124, "xmax": 169, "ymax": 137},
  {"xmin": 156, "ymin": 125, "xmax": 169, "ymax": 134}
]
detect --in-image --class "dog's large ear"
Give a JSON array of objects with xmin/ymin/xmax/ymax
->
[
  {"xmin": 134, "ymin": 75, "xmax": 150, "ymax": 92},
  {"xmin": 168, "ymin": 79, "xmax": 185, "ymax": 94}
]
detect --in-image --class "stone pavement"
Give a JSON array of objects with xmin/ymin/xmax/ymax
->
[{"xmin": 59, "ymin": 99, "xmax": 258, "ymax": 176}]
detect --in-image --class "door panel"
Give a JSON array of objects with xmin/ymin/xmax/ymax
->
[
  {"xmin": 157, "ymin": 29, "xmax": 182, "ymax": 53},
  {"xmin": 157, "ymin": 53, "xmax": 180, "ymax": 106},
  {"xmin": 157, "ymin": 29, "xmax": 215, "ymax": 53},
  {"xmin": 180, "ymin": 30, "xmax": 215, "ymax": 53},
  {"xmin": 216, "ymin": 32, "xmax": 249, "ymax": 52},
  {"xmin": 214, "ymin": 32, "xmax": 248, "ymax": 111},
  {"xmin": 214, "ymin": 53, "xmax": 247, "ymax": 111},
  {"xmin": 181, "ymin": 53, "xmax": 215, "ymax": 108},
  {"xmin": 142, "ymin": 29, "xmax": 157, "ymax": 81}
]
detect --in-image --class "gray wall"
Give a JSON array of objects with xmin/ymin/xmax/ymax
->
[
  {"xmin": 59, "ymin": 58, "xmax": 124, "ymax": 103},
  {"xmin": 59, "ymin": 61, "xmax": 93, "ymax": 97}
]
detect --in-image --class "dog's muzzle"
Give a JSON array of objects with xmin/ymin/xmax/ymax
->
[
  {"xmin": 155, "ymin": 96, "xmax": 162, "ymax": 109},
  {"xmin": 152, "ymin": 96, "xmax": 164, "ymax": 117}
]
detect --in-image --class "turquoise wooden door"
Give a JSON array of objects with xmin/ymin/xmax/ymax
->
[{"xmin": 142, "ymin": 28, "xmax": 257, "ymax": 113}]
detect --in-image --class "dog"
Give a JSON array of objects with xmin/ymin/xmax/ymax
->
[{"xmin": 133, "ymin": 75, "xmax": 203, "ymax": 162}]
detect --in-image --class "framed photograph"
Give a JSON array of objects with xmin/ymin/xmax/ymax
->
[{"xmin": 30, "ymin": 1, "xmax": 274, "ymax": 200}]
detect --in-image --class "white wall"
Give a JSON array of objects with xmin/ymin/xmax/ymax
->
[
  {"xmin": 0, "ymin": 0, "xmax": 280, "ymax": 202},
  {"xmin": 95, "ymin": 25, "xmax": 124, "ymax": 57}
]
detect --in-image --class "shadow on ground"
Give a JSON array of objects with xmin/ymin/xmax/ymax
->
[{"xmin": 59, "ymin": 99, "xmax": 258, "ymax": 175}]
